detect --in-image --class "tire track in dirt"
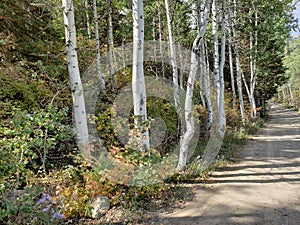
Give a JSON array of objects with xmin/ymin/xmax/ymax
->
[{"xmin": 157, "ymin": 103, "xmax": 300, "ymax": 225}]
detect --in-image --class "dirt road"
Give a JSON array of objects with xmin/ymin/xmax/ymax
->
[{"xmin": 158, "ymin": 104, "xmax": 300, "ymax": 224}]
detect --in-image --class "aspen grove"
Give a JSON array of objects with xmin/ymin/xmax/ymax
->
[{"xmin": 0, "ymin": 0, "xmax": 297, "ymax": 223}]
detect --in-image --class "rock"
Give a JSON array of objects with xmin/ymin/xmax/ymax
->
[{"xmin": 89, "ymin": 196, "xmax": 110, "ymax": 219}]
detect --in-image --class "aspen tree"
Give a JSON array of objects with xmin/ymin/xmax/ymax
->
[
  {"xmin": 231, "ymin": 0, "xmax": 246, "ymax": 126},
  {"xmin": 212, "ymin": 0, "xmax": 220, "ymax": 106},
  {"xmin": 107, "ymin": 0, "xmax": 115, "ymax": 90},
  {"xmin": 93, "ymin": 0, "xmax": 106, "ymax": 91},
  {"xmin": 132, "ymin": 0, "xmax": 150, "ymax": 151},
  {"xmin": 165, "ymin": 0, "xmax": 182, "ymax": 120},
  {"xmin": 178, "ymin": 0, "xmax": 211, "ymax": 170},
  {"xmin": 62, "ymin": 0, "xmax": 90, "ymax": 152},
  {"xmin": 218, "ymin": 0, "xmax": 226, "ymax": 137},
  {"xmin": 84, "ymin": 0, "xmax": 91, "ymax": 39}
]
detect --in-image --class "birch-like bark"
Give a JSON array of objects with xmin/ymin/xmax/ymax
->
[
  {"xmin": 241, "ymin": 69, "xmax": 252, "ymax": 114},
  {"xmin": 132, "ymin": 0, "xmax": 150, "ymax": 151},
  {"xmin": 198, "ymin": 0, "xmax": 206, "ymax": 109},
  {"xmin": 153, "ymin": 17, "xmax": 158, "ymax": 77},
  {"xmin": 248, "ymin": 4, "xmax": 257, "ymax": 120},
  {"xmin": 84, "ymin": 0, "xmax": 91, "ymax": 39},
  {"xmin": 232, "ymin": 0, "xmax": 246, "ymax": 126},
  {"xmin": 252, "ymin": 9, "xmax": 259, "ymax": 118},
  {"xmin": 235, "ymin": 50, "xmax": 246, "ymax": 127},
  {"xmin": 121, "ymin": 28, "xmax": 126, "ymax": 75},
  {"xmin": 121, "ymin": 21, "xmax": 127, "ymax": 77},
  {"xmin": 199, "ymin": 63, "xmax": 207, "ymax": 109},
  {"xmin": 218, "ymin": 0, "xmax": 226, "ymax": 137},
  {"xmin": 203, "ymin": 40, "xmax": 213, "ymax": 127},
  {"xmin": 175, "ymin": 5, "xmax": 185, "ymax": 90},
  {"xmin": 288, "ymin": 82, "xmax": 295, "ymax": 107},
  {"xmin": 177, "ymin": 0, "xmax": 211, "ymax": 170},
  {"xmin": 62, "ymin": 0, "xmax": 89, "ymax": 151},
  {"xmin": 158, "ymin": 4, "xmax": 165, "ymax": 79},
  {"xmin": 228, "ymin": 37, "xmax": 236, "ymax": 109},
  {"xmin": 253, "ymin": 11, "xmax": 258, "ymax": 117},
  {"xmin": 212, "ymin": 0, "xmax": 220, "ymax": 106},
  {"xmin": 165, "ymin": 0, "xmax": 181, "ymax": 117},
  {"xmin": 93, "ymin": 0, "xmax": 106, "ymax": 91},
  {"xmin": 249, "ymin": 30, "xmax": 257, "ymax": 120},
  {"xmin": 107, "ymin": 0, "xmax": 115, "ymax": 90}
]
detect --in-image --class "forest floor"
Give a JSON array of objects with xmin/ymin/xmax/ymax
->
[{"xmin": 143, "ymin": 103, "xmax": 300, "ymax": 225}]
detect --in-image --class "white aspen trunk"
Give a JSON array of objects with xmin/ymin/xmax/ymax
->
[
  {"xmin": 240, "ymin": 47, "xmax": 256, "ymax": 122},
  {"xmin": 228, "ymin": 37, "xmax": 236, "ymax": 109},
  {"xmin": 121, "ymin": 30, "xmax": 126, "ymax": 75},
  {"xmin": 199, "ymin": 62, "xmax": 207, "ymax": 109},
  {"xmin": 241, "ymin": 70, "xmax": 252, "ymax": 115},
  {"xmin": 177, "ymin": 0, "xmax": 211, "ymax": 170},
  {"xmin": 121, "ymin": 24, "xmax": 127, "ymax": 76},
  {"xmin": 288, "ymin": 82, "xmax": 295, "ymax": 107},
  {"xmin": 178, "ymin": 45, "xmax": 185, "ymax": 89},
  {"xmin": 285, "ymin": 86, "xmax": 290, "ymax": 104},
  {"xmin": 232, "ymin": 0, "xmax": 246, "ymax": 126},
  {"xmin": 178, "ymin": 51, "xmax": 198, "ymax": 170},
  {"xmin": 107, "ymin": 0, "xmax": 115, "ymax": 90},
  {"xmin": 282, "ymin": 88, "xmax": 286, "ymax": 100},
  {"xmin": 197, "ymin": 0, "xmax": 206, "ymax": 109},
  {"xmin": 84, "ymin": 0, "xmax": 91, "ymax": 39},
  {"xmin": 93, "ymin": 0, "xmax": 106, "ymax": 91},
  {"xmin": 132, "ymin": 0, "xmax": 150, "ymax": 151},
  {"xmin": 218, "ymin": 0, "xmax": 226, "ymax": 137},
  {"xmin": 212, "ymin": 0, "xmax": 220, "ymax": 106},
  {"xmin": 62, "ymin": 0, "xmax": 89, "ymax": 152},
  {"xmin": 249, "ymin": 4, "xmax": 258, "ymax": 120},
  {"xmin": 236, "ymin": 59, "xmax": 247, "ymax": 127},
  {"xmin": 158, "ymin": 4, "xmax": 165, "ymax": 79},
  {"xmin": 153, "ymin": 17, "xmax": 158, "ymax": 77},
  {"xmin": 164, "ymin": 0, "xmax": 181, "ymax": 117},
  {"xmin": 252, "ymin": 84, "xmax": 257, "ymax": 119},
  {"xmin": 176, "ymin": 11, "xmax": 184, "ymax": 90},
  {"xmin": 252, "ymin": 10, "xmax": 258, "ymax": 118},
  {"xmin": 249, "ymin": 31, "xmax": 257, "ymax": 120},
  {"xmin": 203, "ymin": 40, "xmax": 213, "ymax": 127}
]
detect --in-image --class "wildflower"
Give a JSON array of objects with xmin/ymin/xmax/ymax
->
[
  {"xmin": 38, "ymin": 193, "xmax": 53, "ymax": 205},
  {"xmin": 38, "ymin": 193, "xmax": 47, "ymax": 204},
  {"xmin": 46, "ymin": 194, "xmax": 52, "ymax": 202},
  {"xmin": 52, "ymin": 212, "xmax": 64, "ymax": 220},
  {"xmin": 42, "ymin": 204, "xmax": 52, "ymax": 212}
]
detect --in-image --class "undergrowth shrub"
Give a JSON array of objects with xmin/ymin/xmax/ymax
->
[
  {"xmin": 0, "ymin": 105, "xmax": 75, "ymax": 190},
  {"xmin": 96, "ymin": 93, "xmax": 179, "ymax": 160},
  {"xmin": 0, "ymin": 187, "xmax": 64, "ymax": 225}
]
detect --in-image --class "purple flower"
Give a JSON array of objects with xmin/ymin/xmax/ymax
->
[
  {"xmin": 46, "ymin": 194, "xmax": 52, "ymax": 202},
  {"xmin": 38, "ymin": 193, "xmax": 52, "ymax": 205},
  {"xmin": 38, "ymin": 193, "xmax": 47, "ymax": 204},
  {"xmin": 42, "ymin": 205, "xmax": 51, "ymax": 212},
  {"xmin": 52, "ymin": 212, "xmax": 64, "ymax": 220}
]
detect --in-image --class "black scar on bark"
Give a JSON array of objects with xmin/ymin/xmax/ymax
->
[{"xmin": 140, "ymin": 95, "xmax": 144, "ymax": 112}]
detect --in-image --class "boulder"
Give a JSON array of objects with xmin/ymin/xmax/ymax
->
[{"xmin": 89, "ymin": 196, "xmax": 110, "ymax": 219}]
